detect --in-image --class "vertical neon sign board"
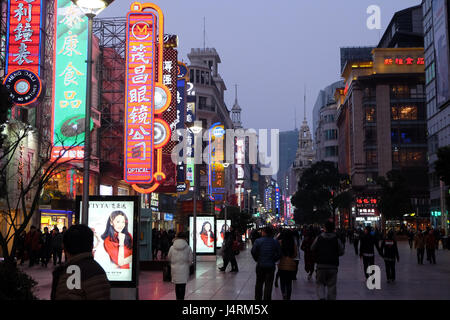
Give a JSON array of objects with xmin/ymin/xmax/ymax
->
[
  {"xmin": 51, "ymin": 0, "xmax": 88, "ymax": 161},
  {"xmin": 124, "ymin": 11, "xmax": 156, "ymax": 184},
  {"xmin": 208, "ymin": 123, "xmax": 225, "ymax": 202},
  {"xmin": 6, "ymin": 0, "xmax": 43, "ymax": 75},
  {"xmin": 4, "ymin": 0, "xmax": 44, "ymax": 106}
]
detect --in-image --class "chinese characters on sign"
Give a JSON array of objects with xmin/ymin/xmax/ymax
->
[
  {"xmin": 384, "ymin": 57, "xmax": 425, "ymax": 65},
  {"xmin": 6, "ymin": 0, "xmax": 43, "ymax": 75},
  {"xmin": 355, "ymin": 197, "xmax": 379, "ymax": 216},
  {"xmin": 51, "ymin": 0, "xmax": 88, "ymax": 161},
  {"xmin": 124, "ymin": 12, "xmax": 156, "ymax": 183},
  {"xmin": 208, "ymin": 123, "xmax": 225, "ymax": 202}
]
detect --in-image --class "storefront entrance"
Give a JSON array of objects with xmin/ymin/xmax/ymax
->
[{"xmin": 39, "ymin": 209, "xmax": 73, "ymax": 232}]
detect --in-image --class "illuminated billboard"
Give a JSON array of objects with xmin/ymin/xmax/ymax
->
[
  {"xmin": 189, "ymin": 216, "xmax": 215, "ymax": 255},
  {"xmin": 208, "ymin": 123, "xmax": 225, "ymax": 202},
  {"xmin": 51, "ymin": 0, "xmax": 89, "ymax": 161},
  {"xmin": 215, "ymin": 219, "xmax": 231, "ymax": 248},
  {"xmin": 124, "ymin": 9, "xmax": 156, "ymax": 183},
  {"xmin": 4, "ymin": 0, "xmax": 44, "ymax": 106},
  {"xmin": 77, "ymin": 196, "xmax": 140, "ymax": 287},
  {"xmin": 124, "ymin": 3, "xmax": 172, "ymax": 195}
]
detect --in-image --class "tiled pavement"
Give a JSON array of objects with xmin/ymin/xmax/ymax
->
[{"xmin": 21, "ymin": 240, "xmax": 450, "ymax": 300}]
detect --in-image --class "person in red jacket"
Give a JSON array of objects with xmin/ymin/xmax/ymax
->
[
  {"xmin": 25, "ymin": 226, "xmax": 41, "ymax": 267},
  {"xmin": 101, "ymin": 211, "xmax": 133, "ymax": 269},
  {"xmin": 199, "ymin": 221, "xmax": 214, "ymax": 248}
]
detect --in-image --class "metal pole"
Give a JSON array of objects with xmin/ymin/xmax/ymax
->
[
  {"xmin": 81, "ymin": 14, "xmax": 94, "ymax": 225},
  {"xmin": 224, "ymin": 204, "xmax": 227, "ymax": 230},
  {"xmin": 193, "ymin": 173, "xmax": 197, "ymax": 270}
]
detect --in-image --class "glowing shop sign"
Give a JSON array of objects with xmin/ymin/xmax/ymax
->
[
  {"xmin": 208, "ymin": 122, "xmax": 225, "ymax": 202},
  {"xmin": 124, "ymin": 11, "xmax": 156, "ymax": 183},
  {"xmin": 383, "ymin": 57, "xmax": 424, "ymax": 65},
  {"xmin": 51, "ymin": 0, "xmax": 89, "ymax": 160}
]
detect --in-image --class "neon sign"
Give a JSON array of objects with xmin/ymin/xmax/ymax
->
[
  {"xmin": 51, "ymin": 0, "xmax": 89, "ymax": 161},
  {"xmin": 208, "ymin": 122, "xmax": 225, "ymax": 202},
  {"xmin": 384, "ymin": 57, "xmax": 424, "ymax": 65},
  {"xmin": 4, "ymin": 0, "xmax": 44, "ymax": 106},
  {"xmin": 125, "ymin": 2, "xmax": 171, "ymax": 194}
]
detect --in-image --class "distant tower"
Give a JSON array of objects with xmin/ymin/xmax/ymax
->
[
  {"xmin": 293, "ymin": 88, "xmax": 315, "ymax": 183},
  {"xmin": 231, "ymin": 84, "xmax": 242, "ymax": 129}
]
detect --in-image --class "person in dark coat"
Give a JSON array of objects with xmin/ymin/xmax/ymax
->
[
  {"xmin": 25, "ymin": 226, "xmax": 41, "ymax": 267},
  {"xmin": 152, "ymin": 228, "xmax": 159, "ymax": 260},
  {"xmin": 16, "ymin": 230, "xmax": 27, "ymax": 265},
  {"xmin": 359, "ymin": 226, "xmax": 382, "ymax": 279},
  {"xmin": 40, "ymin": 227, "xmax": 52, "ymax": 267},
  {"xmin": 353, "ymin": 228, "xmax": 361, "ymax": 255},
  {"xmin": 425, "ymin": 229, "xmax": 437, "ymax": 264},
  {"xmin": 250, "ymin": 229, "xmax": 260, "ymax": 245},
  {"xmin": 51, "ymin": 227, "xmax": 63, "ymax": 265},
  {"xmin": 380, "ymin": 230, "xmax": 400, "ymax": 283},
  {"xmin": 219, "ymin": 231, "xmax": 238, "ymax": 272},
  {"xmin": 51, "ymin": 224, "xmax": 110, "ymax": 300},
  {"xmin": 414, "ymin": 229, "xmax": 425, "ymax": 264},
  {"xmin": 251, "ymin": 226, "xmax": 281, "ymax": 300},
  {"xmin": 407, "ymin": 229, "xmax": 415, "ymax": 249},
  {"xmin": 160, "ymin": 230, "xmax": 170, "ymax": 260},
  {"xmin": 300, "ymin": 226, "xmax": 316, "ymax": 280}
]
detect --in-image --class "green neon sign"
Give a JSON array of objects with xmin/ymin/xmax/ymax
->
[{"xmin": 52, "ymin": 0, "xmax": 91, "ymax": 157}]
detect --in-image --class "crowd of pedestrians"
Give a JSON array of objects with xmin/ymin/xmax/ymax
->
[
  {"xmin": 151, "ymin": 229, "xmax": 176, "ymax": 260},
  {"xmin": 16, "ymin": 225, "xmax": 67, "ymax": 267}
]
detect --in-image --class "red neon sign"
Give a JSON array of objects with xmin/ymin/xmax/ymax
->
[
  {"xmin": 384, "ymin": 57, "xmax": 424, "ymax": 66},
  {"xmin": 6, "ymin": 0, "xmax": 43, "ymax": 76},
  {"xmin": 124, "ymin": 12, "xmax": 156, "ymax": 184}
]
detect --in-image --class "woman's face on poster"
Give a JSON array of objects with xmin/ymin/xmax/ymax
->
[
  {"xmin": 111, "ymin": 215, "xmax": 126, "ymax": 233},
  {"xmin": 204, "ymin": 223, "xmax": 211, "ymax": 232}
]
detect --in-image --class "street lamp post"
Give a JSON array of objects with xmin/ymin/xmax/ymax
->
[
  {"xmin": 223, "ymin": 162, "xmax": 230, "ymax": 230},
  {"xmin": 72, "ymin": 0, "xmax": 115, "ymax": 225},
  {"xmin": 187, "ymin": 121, "xmax": 203, "ymax": 271}
]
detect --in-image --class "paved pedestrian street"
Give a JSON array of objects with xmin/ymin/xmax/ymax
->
[{"xmin": 22, "ymin": 240, "xmax": 450, "ymax": 300}]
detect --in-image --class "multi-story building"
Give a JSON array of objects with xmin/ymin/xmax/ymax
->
[
  {"xmin": 336, "ymin": 5, "xmax": 429, "ymax": 229},
  {"xmin": 422, "ymin": 0, "xmax": 450, "ymax": 232},
  {"xmin": 313, "ymin": 80, "xmax": 344, "ymax": 163},
  {"xmin": 187, "ymin": 48, "xmax": 234, "ymax": 208}
]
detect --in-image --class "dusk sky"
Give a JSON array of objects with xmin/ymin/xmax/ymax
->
[{"xmin": 100, "ymin": 0, "xmax": 421, "ymax": 132}]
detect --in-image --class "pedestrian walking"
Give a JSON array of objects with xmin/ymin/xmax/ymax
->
[
  {"xmin": 250, "ymin": 229, "xmax": 260, "ymax": 245},
  {"xmin": 25, "ymin": 226, "xmax": 41, "ymax": 267},
  {"xmin": 40, "ymin": 227, "xmax": 52, "ymax": 267},
  {"xmin": 408, "ymin": 229, "xmax": 414, "ymax": 249},
  {"xmin": 219, "ymin": 231, "xmax": 239, "ymax": 272},
  {"xmin": 251, "ymin": 226, "xmax": 281, "ymax": 301},
  {"xmin": 61, "ymin": 226, "xmax": 67, "ymax": 263},
  {"xmin": 300, "ymin": 226, "xmax": 316, "ymax": 280},
  {"xmin": 51, "ymin": 224, "xmax": 110, "ymax": 300},
  {"xmin": 277, "ymin": 230, "xmax": 298, "ymax": 300},
  {"xmin": 152, "ymin": 228, "xmax": 159, "ymax": 260},
  {"xmin": 51, "ymin": 227, "xmax": 63, "ymax": 265},
  {"xmin": 311, "ymin": 220, "xmax": 344, "ymax": 300},
  {"xmin": 359, "ymin": 226, "xmax": 381, "ymax": 279},
  {"xmin": 380, "ymin": 230, "xmax": 400, "ymax": 283},
  {"xmin": 16, "ymin": 230, "xmax": 26, "ymax": 265},
  {"xmin": 168, "ymin": 232, "xmax": 193, "ymax": 300},
  {"xmin": 425, "ymin": 229, "xmax": 437, "ymax": 264},
  {"xmin": 353, "ymin": 228, "xmax": 360, "ymax": 255},
  {"xmin": 160, "ymin": 230, "xmax": 170, "ymax": 260},
  {"xmin": 414, "ymin": 229, "xmax": 425, "ymax": 264}
]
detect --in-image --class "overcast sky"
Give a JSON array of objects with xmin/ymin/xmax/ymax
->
[{"xmin": 100, "ymin": 0, "xmax": 421, "ymax": 132}]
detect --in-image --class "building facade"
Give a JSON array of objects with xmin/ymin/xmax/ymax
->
[
  {"xmin": 422, "ymin": 0, "xmax": 450, "ymax": 232},
  {"xmin": 313, "ymin": 80, "xmax": 344, "ymax": 163}
]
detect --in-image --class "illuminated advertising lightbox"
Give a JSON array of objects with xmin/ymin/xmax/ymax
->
[
  {"xmin": 4, "ymin": 0, "xmax": 44, "ymax": 106},
  {"xmin": 433, "ymin": 0, "xmax": 450, "ymax": 106},
  {"xmin": 215, "ymin": 219, "xmax": 231, "ymax": 248},
  {"xmin": 124, "ymin": 10, "xmax": 156, "ymax": 183},
  {"xmin": 189, "ymin": 216, "xmax": 215, "ymax": 255},
  {"xmin": 77, "ymin": 196, "xmax": 139, "ymax": 287},
  {"xmin": 51, "ymin": 0, "xmax": 89, "ymax": 160},
  {"xmin": 208, "ymin": 123, "xmax": 225, "ymax": 202}
]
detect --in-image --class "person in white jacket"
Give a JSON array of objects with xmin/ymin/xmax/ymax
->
[{"xmin": 167, "ymin": 232, "xmax": 193, "ymax": 300}]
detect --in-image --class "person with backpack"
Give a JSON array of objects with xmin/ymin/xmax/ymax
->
[
  {"xmin": 380, "ymin": 230, "xmax": 400, "ymax": 283},
  {"xmin": 251, "ymin": 226, "xmax": 281, "ymax": 300},
  {"xmin": 311, "ymin": 220, "xmax": 345, "ymax": 300}
]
